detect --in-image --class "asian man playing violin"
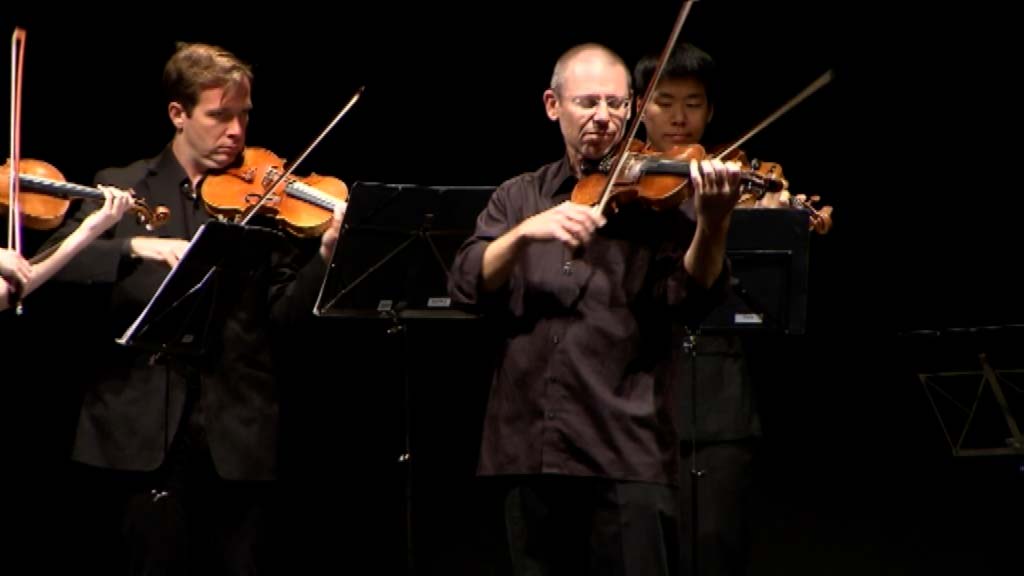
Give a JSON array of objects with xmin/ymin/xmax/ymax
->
[
  {"xmin": 635, "ymin": 42, "xmax": 778, "ymax": 576},
  {"xmin": 38, "ymin": 41, "xmax": 343, "ymax": 575},
  {"xmin": 449, "ymin": 42, "xmax": 742, "ymax": 575}
]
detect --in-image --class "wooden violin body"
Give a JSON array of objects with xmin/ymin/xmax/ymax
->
[{"xmin": 199, "ymin": 147, "xmax": 347, "ymax": 237}]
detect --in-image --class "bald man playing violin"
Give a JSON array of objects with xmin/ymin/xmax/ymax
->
[
  {"xmin": 38, "ymin": 41, "xmax": 343, "ymax": 575},
  {"xmin": 449, "ymin": 42, "xmax": 742, "ymax": 575}
]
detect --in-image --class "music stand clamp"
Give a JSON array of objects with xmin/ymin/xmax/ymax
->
[
  {"xmin": 313, "ymin": 181, "xmax": 496, "ymax": 573},
  {"xmin": 117, "ymin": 220, "xmax": 288, "ymax": 359}
]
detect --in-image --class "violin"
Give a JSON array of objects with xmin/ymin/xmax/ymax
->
[
  {"xmin": 1, "ymin": 157, "xmax": 170, "ymax": 231},
  {"xmin": 714, "ymin": 147, "xmax": 833, "ymax": 235},
  {"xmin": 199, "ymin": 146, "xmax": 348, "ymax": 238},
  {"xmin": 571, "ymin": 138, "xmax": 785, "ymax": 213}
]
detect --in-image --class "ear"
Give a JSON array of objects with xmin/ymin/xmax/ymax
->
[
  {"xmin": 168, "ymin": 101, "xmax": 187, "ymax": 132},
  {"xmin": 543, "ymin": 89, "xmax": 559, "ymax": 121},
  {"xmin": 634, "ymin": 95, "xmax": 649, "ymax": 123}
]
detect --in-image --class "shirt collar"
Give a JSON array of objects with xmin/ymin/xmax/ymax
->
[
  {"xmin": 147, "ymin": 143, "xmax": 194, "ymax": 200},
  {"xmin": 542, "ymin": 154, "xmax": 576, "ymax": 200}
]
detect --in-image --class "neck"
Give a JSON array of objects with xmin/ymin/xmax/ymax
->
[
  {"xmin": 566, "ymin": 147, "xmax": 584, "ymax": 179},
  {"xmin": 570, "ymin": 142, "xmax": 624, "ymax": 178},
  {"xmin": 171, "ymin": 136, "xmax": 206, "ymax": 189}
]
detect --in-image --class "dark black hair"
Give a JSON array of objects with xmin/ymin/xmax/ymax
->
[{"xmin": 633, "ymin": 42, "xmax": 717, "ymax": 105}]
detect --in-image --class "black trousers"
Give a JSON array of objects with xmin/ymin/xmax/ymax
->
[
  {"xmin": 492, "ymin": 475, "xmax": 681, "ymax": 576},
  {"xmin": 677, "ymin": 439, "xmax": 759, "ymax": 576},
  {"xmin": 67, "ymin": 407, "xmax": 279, "ymax": 575}
]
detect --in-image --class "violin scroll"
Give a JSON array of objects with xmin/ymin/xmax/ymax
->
[
  {"xmin": 131, "ymin": 196, "xmax": 171, "ymax": 231},
  {"xmin": 790, "ymin": 194, "xmax": 833, "ymax": 234}
]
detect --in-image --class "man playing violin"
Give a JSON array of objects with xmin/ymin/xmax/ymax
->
[
  {"xmin": 635, "ymin": 42, "xmax": 767, "ymax": 576},
  {"xmin": 39, "ymin": 41, "xmax": 343, "ymax": 574},
  {"xmin": 449, "ymin": 42, "xmax": 742, "ymax": 575}
]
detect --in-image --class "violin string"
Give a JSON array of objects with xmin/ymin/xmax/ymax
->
[
  {"xmin": 240, "ymin": 86, "xmax": 363, "ymax": 225},
  {"xmin": 262, "ymin": 167, "xmax": 339, "ymax": 211},
  {"xmin": 714, "ymin": 69, "xmax": 834, "ymax": 161},
  {"xmin": 594, "ymin": 0, "xmax": 695, "ymax": 216},
  {"xmin": 279, "ymin": 175, "xmax": 337, "ymax": 210},
  {"xmin": 15, "ymin": 171, "xmax": 163, "ymax": 232}
]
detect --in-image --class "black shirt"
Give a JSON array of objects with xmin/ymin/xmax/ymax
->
[
  {"xmin": 38, "ymin": 144, "xmax": 325, "ymax": 480},
  {"xmin": 449, "ymin": 155, "xmax": 728, "ymax": 486}
]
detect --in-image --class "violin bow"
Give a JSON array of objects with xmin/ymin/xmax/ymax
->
[
  {"xmin": 593, "ymin": 0, "xmax": 696, "ymax": 216},
  {"xmin": 7, "ymin": 27, "xmax": 26, "ymax": 314},
  {"xmin": 713, "ymin": 69, "xmax": 835, "ymax": 233},
  {"xmin": 238, "ymin": 86, "xmax": 364, "ymax": 226},
  {"xmin": 713, "ymin": 69, "xmax": 834, "ymax": 161}
]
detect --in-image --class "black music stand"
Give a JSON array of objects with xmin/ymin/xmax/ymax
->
[
  {"xmin": 117, "ymin": 220, "xmax": 288, "ymax": 356},
  {"xmin": 698, "ymin": 208, "xmax": 812, "ymax": 335},
  {"xmin": 313, "ymin": 180, "xmax": 495, "ymax": 574},
  {"xmin": 682, "ymin": 208, "xmax": 814, "ymax": 575},
  {"xmin": 315, "ymin": 181, "xmax": 495, "ymax": 321},
  {"xmin": 899, "ymin": 325, "xmax": 1024, "ymax": 458}
]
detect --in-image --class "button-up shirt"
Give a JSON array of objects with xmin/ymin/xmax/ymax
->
[{"xmin": 449, "ymin": 155, "xmax": 728, "ymax": 486}]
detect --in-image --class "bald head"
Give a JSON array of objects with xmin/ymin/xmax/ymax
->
[
  {"xmin": 543, "ymin": 43, "xmax": 633, "ymax": 171},
  {"xmin": 550, "ymin": 43, "xmax": 632, "ymax": 96}
]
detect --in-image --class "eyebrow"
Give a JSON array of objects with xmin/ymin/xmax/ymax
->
[
  {"xmin": 573, "ymin": 93, "xmax": 629, "ymax": 100},
  {"xmin": 653, "ymin": 93, "xmax": 705, "ymax": 104},
  {"xmin": 209, "ymin": 103, "xmax": 253, "ymax": 113}
]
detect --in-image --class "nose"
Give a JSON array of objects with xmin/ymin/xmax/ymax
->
[
  {"xmin": 593, "ymin": 101, "xmax": 611, "ymax": 125},
  {"xmin": 671, "ymin": 104, "xmax": 687, "ymax": 126},
  {"xmin": 226, "ymin": 116, "xmax": 245, "ymax": 139}
]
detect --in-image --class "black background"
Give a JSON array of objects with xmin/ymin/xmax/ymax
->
[{"xmin": 3, "ymin": 2, "xmax": 1021, "ymax": 573}]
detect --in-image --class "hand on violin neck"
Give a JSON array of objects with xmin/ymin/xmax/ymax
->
[
  {"xmin": 689, "ymin": 158, "xmax": 741, "ymax": 234},
  {"xmin": 128, "ymin": 237, "xmax": 190, "ymax": 269},
  {"xmin": 80, "ymin": 186, "xmax": 135, "ymax": 234},
  {"xmin": 319, "ymin": 200, "xmax": 347, "ymax": 262},
  {"xmin": 754, "ymin": 189, "xmax": 791, "ymax": 208}
]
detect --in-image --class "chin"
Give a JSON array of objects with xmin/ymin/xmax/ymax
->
[
  {"xmin": 207, "ymin": 154, "xmax": 237, "ymax": 170},
  {"xmin": 582, "ymin": 142, "xmax": 615, "ymax": 158}
]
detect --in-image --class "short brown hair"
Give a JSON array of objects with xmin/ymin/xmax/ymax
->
[{"xmin": 162, "ymin": 42, "xmax": 253, "ymax": 113}]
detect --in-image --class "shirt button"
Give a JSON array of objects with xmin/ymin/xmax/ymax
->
[
  {"xmin": 552, "ymin": 334, "xmax": 560, "ymax": 344},
  {"xmin": 545, "ymin": 410, "xmax": 555, "ymax": 420}
]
